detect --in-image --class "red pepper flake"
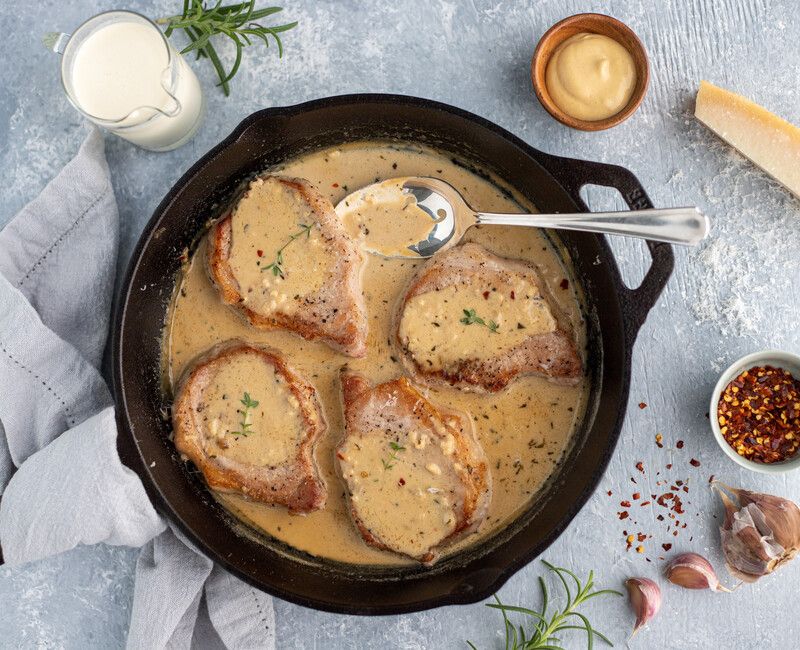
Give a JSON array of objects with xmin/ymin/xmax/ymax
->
[
  {"xmin": 708, "ymin": 474, "xmax": 715, "ymax": 484},
  {"xmin": 689, "ymin": 458, "xmax": 701, "ymax": 467},
  {"xmin": 618, "ymin": 511, "xmax": 629, "ymax": 520},
  {"xmin": 676, "ymin": 440, "xmax": 684, "ymax": 449},
  {"xmin": 639, "ymin": 402, "xmax": 648, "ymax": 409},
  {"xmin": 332, "ymin": 182, "xmax": 339, "ymax": 187},
  {"xmin": 655, "ymin": 433, "xmax": 663, "ymax": 448},
  {"xmin": 717, "ymin": 365, "xmax": 800, "ymax": 463},
  {"xmin": 398, "ymin": 477, "xmax": 406, "ymax": 486},
  {"xmin": 620, "ymin": 500, "xmax": 632, "ymax": 508},
  {"xmin": 510, "ymin": 290, "xmax": 515, "ymax": 300},
  {"xmin": 635, "ymin": 461, "xmax": 645, "ymax": 474},
  {"xmin": 666, "ymin": 463, "xmax": 673, "ymax": 470},
  {"xmin": 637, "ymin": 533, "xmax": 647, "ymax": 542},
  {"xmin": 640, "ymin": 501, "xmax": 651, "ymax": 506},
  {"xmin": 657, "ymin": 514, "xmax": 665, "ymax": 521},
  {"xmin": 559, "ymin": 278, "xmax": 569, "ymax": 290},
  {"xmin": 662, "ymin": 543, "xmax": 672, "ymax": 551},
  {"xmin": 632, "ymin": 492, "xmax": 641, "ymax": 500},
  {"xmin": 607, "ymin": 490, "xmax": 613, "ymax": 496},
  {"xmin": 482, "ymin": 291, "xmax": 490, "ymax": 300},
  {"xmin": 682, "ymin": 485, "xmax": 689, "ymax": 493},
  {"xmin": 256, "ymin": 249, "xmax": 264, "ymax": 257}
]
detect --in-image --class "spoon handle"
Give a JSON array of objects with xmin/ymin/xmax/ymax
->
[{"xmin": 475, "ymin": 207, "xmax": 709, "ymax": 246}]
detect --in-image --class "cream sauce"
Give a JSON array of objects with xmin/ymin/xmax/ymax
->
[
  {"xmin": 200, "ymin": 354, "xmax": 304, "ymax": 467},
  {"xmin": 337, "ymin": 178, "xmax": 435, "ymax": 257},
  {"xmin": 165, "ymin": 142, "xmax": 588, "ymax": 565},
  {"xmin": 338, "ymin": 422, "xmax": 461, "ymax": 558},
  {"xmin": 228, "ymin": 177, "xmax": 330, "ymax": 315},
  {"xmin": 399, "ymin": 277, "xmax": 557, "ymax": 371}
]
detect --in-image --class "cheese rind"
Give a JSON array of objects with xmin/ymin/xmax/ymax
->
[{"xmin": 695, "ymin": 80, "xmax": 800, "ymax": 198}]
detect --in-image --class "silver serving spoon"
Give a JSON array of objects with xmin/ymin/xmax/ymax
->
[{"xmin": 336, "ymin": 176, "xmax": 710, "ymax": 259}]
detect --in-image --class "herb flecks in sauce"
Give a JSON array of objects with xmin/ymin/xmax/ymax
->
[
  {"xmin": 261, "ymin": 222, "xmax": 313, "ymax": 278},
  {"xmin": 460, "ymin": 308, "xmax": 499, "ymax": 333},
  {"xmin": 231, "ymin": 391, "xmax": 259, "ymax": 436},
  {"xmin": 382, "ymin": 441, "xmax": 406, "ymax": 470}
]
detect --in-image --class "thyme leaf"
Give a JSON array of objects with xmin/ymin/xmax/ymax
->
[
  {"xmin": 467, "ymin": 561, "xmax": 621, "ymax": 649},
  {"xmin": 157, "ymin": 1, "xmax": 298, "ymax": 97},
  {"xmin": 230, "ymin": 391, "xmax": 259, "ymax": 436},
  {"xmin": 261, "ymin": 222, "xmax": 313, "ymax": 278},
  {"xmin": 382, "ymin": 441, "xmax": 406, "ymax": 470},
  {"xmin": 460, "ymin": 308, "xmax": 499, "ymax": 333}
]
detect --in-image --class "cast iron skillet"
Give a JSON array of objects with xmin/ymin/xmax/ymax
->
[{"xmin": 111, "ymin": 94, "xmax": 673, "ymax": 614}]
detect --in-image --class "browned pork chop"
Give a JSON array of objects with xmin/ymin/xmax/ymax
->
[
  {"xmin": 336, "ymin": 371, "xmax": 492, "ymax": 564},
  {"xmin": 207, "ymin": 175, "xmax": 368, "ymax": 357},
  {"xmin": 173, "ymin": 341, "xmax": 327, "ymax": 513},
  {"xmin": 396, "ymin": 242, "xmax": 582, "ymax": 393}
]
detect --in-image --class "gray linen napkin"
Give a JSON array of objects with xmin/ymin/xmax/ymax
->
[{"xmin": 0, "ymin": 128, "xmax": 276, "ymax": 650}]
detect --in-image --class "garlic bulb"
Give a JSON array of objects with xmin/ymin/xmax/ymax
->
[
  {"xmin": 625, "ymin": 577, "xmax": 661, "ymax": 636},
  {"xmin": 665, "ymin": 553, "xmax": 729, "ymax": 591},
  {"xmin": 714, "ymin": 482, "xmax": 800, "ymax": 582}
]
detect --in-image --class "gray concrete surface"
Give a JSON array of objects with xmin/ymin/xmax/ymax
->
[{"xmin": 1, "ymin": 0, "xmax": 799, "ymax": 647}]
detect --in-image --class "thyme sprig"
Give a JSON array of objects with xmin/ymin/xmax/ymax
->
[
  {"xmin": 468, "ymin": 561, "xmax": 621, "ymax": 650},
  {"xmin": 157, "ymin": 1, "xmax": 297, "ymax": 96},
  {"xmin": 382, "ymin": 441, "xmax": 405, "ymax": 470},
  {"xmin": 231, "ymin": 391, "xmax": 259, "ymax": 436},
  {"xmin": 460, "ymin": 308, "xmax": 499, "ymax": 334},
  {"xmin": 261, "ymin": 222, "xmax": 313, "ymax": 278}
]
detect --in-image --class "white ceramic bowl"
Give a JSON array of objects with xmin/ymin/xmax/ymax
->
[{"xmin": 710, "ymin": 350, "xmax": 800, "ymax": 474}]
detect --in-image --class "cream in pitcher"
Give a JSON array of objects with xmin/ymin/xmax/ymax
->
[{"xmin": 51, "ymin": 10, "xmax": 204, "ymax": 151}]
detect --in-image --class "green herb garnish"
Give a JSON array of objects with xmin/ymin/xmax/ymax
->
[
  {"xmin": 157, "ymin": 1, "xmax": 298, "ymax": 97},
  {"xmin": 467, "ymin": 561, "xmax": 621, "ymax": 650},
  {"xmin": 460, "ymin": 308, "xmax": 499, "ymax": 334},
  {"xmin": 230, "ymin": 391, "xmax": 259, "ymax": 436},
  {"xmin": 261, "ymin": 222, "xmax": 313, "ymax": 278},
  {"xmin": 382, "ymin": 441, "xmax": 406, "ymax": 470}
]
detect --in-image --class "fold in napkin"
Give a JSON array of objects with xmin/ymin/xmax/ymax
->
[{"xmin": 0, "ymin": 128, "xmax": 275, "ymax": 650}]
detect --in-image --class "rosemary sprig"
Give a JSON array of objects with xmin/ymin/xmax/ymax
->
[
  {"xmin": 382, "ymin": 441, "xmax": 405, "ymax": 470},
  {"xmin": 460, "ymin": 308, "xmax": 499, "ymax": 334},
  {"xmin": 230, "ymin": 391, "xmax": 259, "ymax": 436},
  {"xmin": 261, "ymin": 222, "xmax": 313, "ymax": 278},
  {"xmin": 468, "ymin": 561, "xmax": 621, "ymax": 650},
  {"xmin": 157, "ymin": 1, "xmax": 297, "ymax": 96}
]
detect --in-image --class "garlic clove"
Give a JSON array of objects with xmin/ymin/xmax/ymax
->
[
  {"xmin": 714, "ymin": 482, "xmax": 800, "ymax": 582},
  {"xmin": 665, "ymin": 552, "xmax": 730, "ymax": 592},
  {"xmin": 625, "ymin": 577, "xmax": 661, "ymax": 636}
]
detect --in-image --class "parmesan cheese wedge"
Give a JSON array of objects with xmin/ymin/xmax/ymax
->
[{"xmin": 695, "ymin": 80, "xmax": 800, "ymax": 198}]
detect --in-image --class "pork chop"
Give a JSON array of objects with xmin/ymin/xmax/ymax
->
[
  {"xmin": 173, "ymin": 340, "xmax": 327, "ymax": 513},
  {"xmin": 207, "ymin": 175, "xmax": 368, "ymax": 357},
  {"xmin": 336, "ymin": 371, "xmax": 492, "ymax": 564},
  {"xmin": 396, "ymin": 242, "xmax": 582, "ymax": 392}
]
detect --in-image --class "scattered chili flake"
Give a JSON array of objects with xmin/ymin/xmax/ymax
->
[
  {"xmin": 637, "ymin": 533, "xmax": 647, "ymax": 542},
  {"xmin": 657, "ymin": 514, "xmax": 665, "ymax": 521},
  {"xmin": 640, "ymin": 501, "xmax": 651, "ymax": 506},
  {"xmin": 636, "ymin": 461, "xmax": 645, "ymax": 474},
  {"xmin": 636, "ymin": 545, "xmax": 645, "ymax": 554},
  {"xmin": 689, "ymin": 458, "xmax": 701, "ymax": 467},
  {"xmin": 482, "ymin": 290, "xmax": 490, "ymax": 300},
  {"xmin": 708, "ymin": 474, "xmax": 715, "ymax": 484},
  {"xmin": 510, "ymin": 290, "xmax": 515, "ymax": 300},
  {"xmin": 662, "ymin": 543, "xmax": 672, "ymax": 552},
  {"xmin": 332, "ymin": 182, "xmax": 339, "ymax": 187},
  {"xmin": 717, "ymin": 365, "xmax": 800, "ymax": 463},
  {"xmin": 655, "ymin": 433, "xmax": 663, "ymax": 448},
  {"xmin": 639, "ymin": 402, "xmax": 648, "ymax": 409},
  {"xmin": 559, "ymin": 278, "xmax": 569, "ymax": 290},
  {"xmin": 618, "ymin": 511, "xmax": 629, "ymax": 520},
  {"xmin": 666, "ymin": 463, "xmax": 672, "ymax": 470},
  {"xmin": 256, "ymin": 249, "xmax": 264, "ymax": 257},
  {"xmin": 398, "ymin": 477, "xmax": 406, "ymax": 486},
  {"xmin": 620, "ymin": 500, "xmax": 632, "ymax": 508},
  {"xmin": 676, "ymin": 440, "xmax": 684, "ymax": 449},
  {"xmin": 607, "ymin": 490, "xmax": 613, "ymax": 496},
  {"xmin": 632, "ymin": 492, "xmax": 641, "ymax": 500}
]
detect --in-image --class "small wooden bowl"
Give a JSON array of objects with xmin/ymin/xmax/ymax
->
[{"xmin": 531, "ymin": 13, "xmax": 650, "ymax": 131}]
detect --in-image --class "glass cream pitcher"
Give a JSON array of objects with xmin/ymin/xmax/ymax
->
[{"xmin": 47, "ymin": 10, "xmax": 205, "ymax": 151}]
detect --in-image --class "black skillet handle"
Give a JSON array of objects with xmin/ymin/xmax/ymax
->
[{"xmin": 539, "ymin": 154, "xmax": 675, "ymax": 343}]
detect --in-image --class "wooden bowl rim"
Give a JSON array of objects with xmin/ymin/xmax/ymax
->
[{"xmin": 531, "ymin": 13, "xmax": 650, "ymax": 132}]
